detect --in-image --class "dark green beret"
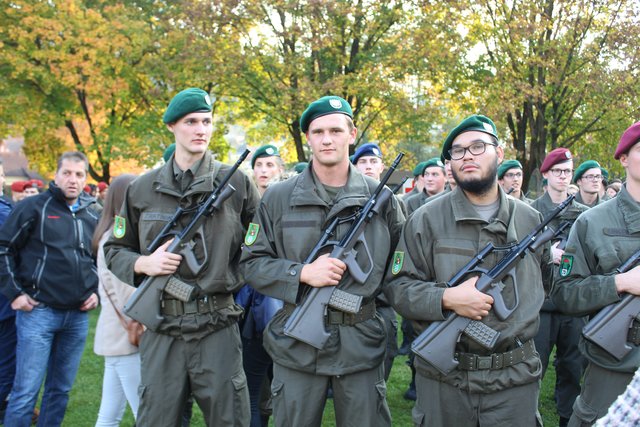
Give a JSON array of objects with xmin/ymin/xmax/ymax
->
[
  {"xmin": 573, "ymin": 160, "xmax": 601, "ymax": 183},
  {"xmin": 601, "ymin": 167, "xmax": 609, "ymax": 181},
  {"xmin": 251, "ymin": 144, "xmax": 280, "ymax": 169},
  {"xmin": 162, "ymin": 143, "xmax": 176, "ymax": 163},
  {"xmin": 420, "ymin": 157, "xmax": 444, "ymax": 175},
  {"xmin": 412, "ymin": 161, "xmax": 428, "ymax": 177},
  {"xmin": 162, "ymin": 88, "xmax": 212, "ymax": 124},
  {"xmin": 293, "ymin": 162, "xmax": 308, "ymax": 174},
  {"xmin": 441, "ymin": 115, "xmax": 498, "ymax": 160},
  {"xmin": 300, "ymin": 96, "xmax": 353, "ymax": 133},
  {"xmin": 497, "ymin": 159, "xmax": 523, "ymax": 179}
]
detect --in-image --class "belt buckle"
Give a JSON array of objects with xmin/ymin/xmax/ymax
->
[
  {"xmin": 183, "ymin": 300, "xmax": 198, "ymax": 314},
  {"xmin": 476, "ymin": 355, "xmax": 492, "ymax": 370}
]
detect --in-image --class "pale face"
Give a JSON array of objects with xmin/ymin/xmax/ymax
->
[
  {"xmin": 355, "ymin": 155, "xmax": 385, "ymax": 180},
  {"xmin": 542, "ymin": 161, "xmax": 573, "ymax": 194},
  {"xmin": 253, "ymin": 156, "xmax": 283, "ymax": 191},
  {"xmin": 499, "ymin": 167, "xmax": 523, "ymax": 195},
  {"xmin": 577, "ymin": 167, "xmax": 602, "ymax": 195},
  {"xmin": 54, "ymin": 159, "xmax": 88, "ymax": 204},
  {"xmin": 444, "ymin": 160, "xmax": 456, "ymax": 187},
  {"xmin": 23, "ymin": 187, "xmax": 39, "ymax": 197},
  {"xmin": 167, "ymin": 112, "xmax": 213, "ymax": 158},
  {"xmin": 306, "ymin": 114, "xmax": 356, "ymax": 168},
  {"xmin": 450, "ymin": 131, "xmax": 503, "ymax": 193},
  {"xmin": 423, "ymin": 166, "xmax": 446, "ymax": 196},
  {"xmin": 620, "ymin": 142, "xmax": 640, "ymax": 186}
]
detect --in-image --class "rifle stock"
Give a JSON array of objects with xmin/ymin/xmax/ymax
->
[
  {"xmin": 284, "ymin": 154, "xmax": 404, "ymax": 349},
  {"xmin": 123, "ymin": 150, "xmax": 249, "ymax": 331},
  {"xmin": 412, "ymin": 194, "xmax": 575, "ymax": 374},
  {"xmin": 582, "ymin": 248, "xmax": 640, "ymax": 360}
]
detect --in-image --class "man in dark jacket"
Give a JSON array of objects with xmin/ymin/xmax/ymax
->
[{"xmin": 0, "ymin": 151, "xmax": 99, "ymax": 427}]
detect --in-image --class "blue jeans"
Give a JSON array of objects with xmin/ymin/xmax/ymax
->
[{"xmin": 4, "ymin": 305, "xmax": 88, "ymax": 427}]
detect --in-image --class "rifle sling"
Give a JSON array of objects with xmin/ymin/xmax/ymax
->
[
  {"xmin": 161, "ymin": 293, "xmax": 234, "ymax": 316},
  {"xmin": 454, "ymin": 339, "xmax": 535, "ymax": 371}
]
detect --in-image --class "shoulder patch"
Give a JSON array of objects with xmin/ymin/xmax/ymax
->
[
  {"xmin": 559, "ymin": 255, "xmax": 573, "ymax": 277},
  {"xmin": 244, "ymin": 223, "xmax": 260, "ymax": 246},
  {"xmin": 392, "ymin": 251, "xmax": 404, "ymax": 275},
  {"xmin": 113, "ymin": 215, "xmax": 126, "ymax": 239}
]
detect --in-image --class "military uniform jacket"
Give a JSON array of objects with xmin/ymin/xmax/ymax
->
[
  {"xmin": 104, "ymin": 151, "xmax": 260, "ymax": 336},
  {"xmin": 530, "ymin": 192, "xmax": 588, "ymax": 312},
  {"xmin": 552, "ymin": 185, "xmax": 640, "ymax": 373},
  {"xmin": 240, "ymin": 163, "xmax": 405, "ymax": 375},
  {"xmin": 385, "ymin": 186, "xmax": 547, "ymax": 393}
]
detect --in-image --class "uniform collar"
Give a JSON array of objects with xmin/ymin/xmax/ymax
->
[
  {"xmin": 154, "ymin": 150, "xmax": 219, "ymax": 197},
  {"xmin": 290, "ymin": 160, "xmax": 373, "ymax": 218},
  {"xmin": 616, "ymin": 185, "xmax": 640, "ymax": 234},
  {"xmin": 450, "ymin": 186, "xmax": 513, "ymax": 236}
]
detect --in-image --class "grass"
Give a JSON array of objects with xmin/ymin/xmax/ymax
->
[{"xmin": 58, "ymin": 312, "xmax": 560, "ymax": 426}]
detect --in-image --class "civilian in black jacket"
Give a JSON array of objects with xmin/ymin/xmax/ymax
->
[{"xmin": 0, "ymin": 151, "xmax": 99, "ymax": 427}]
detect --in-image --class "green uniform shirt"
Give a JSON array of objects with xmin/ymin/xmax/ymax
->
[
  {"xmin": 552, "ymin": 185, "xmax": 640, "ymax": 372},
  {"xmin": 385, "ymin": 186, "xmax": 548, "ymax": 393},
  {"xmin": 240, "ymin": 162, "xmax": 405, "ymax": 375},
  {"xmin": 104, "ymin": 150, "xmax": 260, "ymax": 337},
  {"xmin": 530, "ymin": 192, "xmax": 588, "ymax": 311}
]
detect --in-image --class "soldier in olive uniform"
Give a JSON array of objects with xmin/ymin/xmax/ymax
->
[
  {"xmin": 386, "ymin": 115, "xmax": 548, "ymax": 427},
  {"xmin": 573, "ymin": 160, "xmax": 605, "ymax": 208},
  {"xmin": 530, "ymin": 148, "xmax": 588, "ymax": 427},
  {"xmin": 404, "ymin": 157, "xmax": 446, "ymax": 216},
  {"xmin": 240, "ymin": 96, "xmax": 404, "ymax": 427},
  {"xmin": 552, "ymin": 122, "xmax": 640, "ymax": 426},
  {"xmin": 498, "ymin": 159, "xmax": 531, "ymax": 203},
  {"xmin": 104, "ymin": 88, "xmax": 259, "ymax": 426}
]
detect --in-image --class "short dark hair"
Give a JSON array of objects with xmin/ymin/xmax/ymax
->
[{"xmin": 57, "ymin": 151, "xmax": 89, "ymax": 172}]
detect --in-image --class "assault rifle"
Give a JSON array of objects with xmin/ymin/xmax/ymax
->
[
  {"xmin": 411, "ymin": 194, "xmax": 575, "ymax": 375},
  {"xmin": 124, "ymin": 150, "xmax": 250, "ymax": 331},
  {"xmin": 283, "ymin": 153, "xmax": 404, "ymax": 349},
  {"xmin": 582, "ymin": 248, "xmax": 640, "ymax": 360}
]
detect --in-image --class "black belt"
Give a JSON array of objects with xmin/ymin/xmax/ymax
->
[
  {"xmin": 283, "ymin": 299, "xmax": 377, "ymax": 326},
  {"xmin": 455, "ymin": 339, "xmax": 536, "ymax": 371},
  {"xmin": 628, "ymin": 319, "xmax": 640, "ymax": 345},
  {"xmin": 161, "ymin": 294, "xmax": 234, "ymax": 316}
]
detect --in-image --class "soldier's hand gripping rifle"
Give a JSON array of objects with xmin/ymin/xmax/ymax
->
[
  {"xmin": 412, "ymin": 194, "xmax": 575, "ymax": 375},
  {"xmin": 283, "ymin": 153, "xmax": 404, "ymax": 349},
  {"xmin": 124, "ymin": 150, "xmax": 250, "ymax": 331},
  {"xmin": 582, "ymin": 248, "xmax": 640, "ymax": 360}
]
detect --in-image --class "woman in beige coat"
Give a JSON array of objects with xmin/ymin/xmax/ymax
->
[{"xmin": 92, "ymin": 174, "xmax": 140, "ymax": 426}]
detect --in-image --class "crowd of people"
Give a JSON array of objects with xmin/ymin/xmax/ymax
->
[{"xmin": 0, "ymin": 88, "xmax": 639, "ymax": 427}]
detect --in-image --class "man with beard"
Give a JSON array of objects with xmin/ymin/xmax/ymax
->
[
  {"xmin": 531, "ymin": 148, "xmax": 587, "ymax": 427},
  {"xmin": 498, "ymin": 159, "xmax": 530, "ymax": 202},
  {"xmin": 385, "ymin": 115, "xmax": 548, "ymax": 427}
]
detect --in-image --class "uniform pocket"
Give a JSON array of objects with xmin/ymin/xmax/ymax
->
[
  {"xmin": 231, "ymin": 371, "xmax": 249, "ymax": 422},
  {"xmin": 270, "ymin": 379, "xmax": 288, "ymax": 426},
  {"xmin": 412, "ymin": 405, "xmax": 426, "ymax": 427},
  {"xmin": 375, "ymin": 379, "xmax": 389, "ymax": 416}
]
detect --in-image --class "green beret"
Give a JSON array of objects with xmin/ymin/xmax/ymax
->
[
  {"xmin": 412, "ymin": 161, "xmax": 428, "ymax": 177},
  {"xmin": 251, "ymin": 144, "xmax": 280, "ymax": 169},
  {"xmin": 497, "ymin": 159, "xmax": 523, "ymax": 179},
  {"xmin": 441, "ymin": 115, "xmax": 498, "ymax": 160},
  {"xmin": 300, "ymin": 96, "xmax": 353, "ymax": 133},
  {"xmin": 162, "ymin": 143, "xmax": 175, "ymax": 163},
  {"xmin": 420, "ymin": 157, "xmax": 444, "ymax": 175},
  {"xmin": 162, "ymin": 88, "xmax": 212, "ymax": 124},
  {"xmin": 293, "ymin": 162, "xmax": 308, "ymax": 174},
  {"xmin": 600, "ymin": 167, "xmax": 609, "ymax": 181},
  {"xmin": 573, "ymin": 160, "xmax": 601, "ymax": 183}
]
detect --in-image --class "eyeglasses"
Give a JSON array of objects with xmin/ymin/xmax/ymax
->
[
  {"xmin": 549, "ymin": 168, "xmax": 573, "ymax": 177},
  {"xmin": 449, "ymin": 142, "xmax": 497, "ymax": 160},
  {"xmin": 582, "ymin": 174, "xmax": 603, "ymax": 182},
  {"xmin": 504, "ymin": 172, "xmax": 522, "ymax": 179}
]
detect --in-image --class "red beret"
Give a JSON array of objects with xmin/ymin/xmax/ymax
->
[
  {"xmin": 97, "ymin": 182, "xmax": 108, "ymax": 191},
  {"xmin": 28, "ymin": 179, "xmax": 43, "ymax": 188},
  {"xmin": 83, "ymin": 185, "xmax": 91, "ymax": 193},
  {"xmin": 614, "ymin": 122, "xmax": 640, "ymax": 160},
  {"xmin": 540, "ymin": 148, "xmax": 572, "ymax": 173},
  {"xmin": 11, "ymin": 181, "xmax": 27, "ymax": 192}
]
